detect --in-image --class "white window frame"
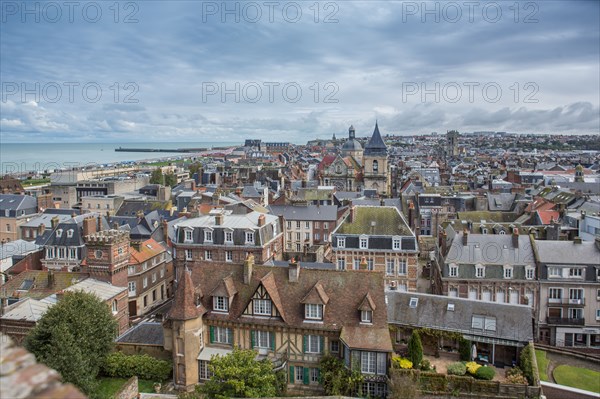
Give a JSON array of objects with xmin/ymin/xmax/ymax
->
[
  {"xmin": 305, "ymin": 303, "xmax": 323, "ymax": 320},
  {"xmin": 449, "ymin": 264, "xmax": 458, "ymax": 277},
  {"xmin": 128, "ymin": 281, "xmax": 136, "ymax": 294},
  {"xmin": 224, "ymin": 230, "xmax": 233, "ymax": 244},
  {"xmin": 503, "ymin": 265, "xmax": 513, "ymax": 279},
  {"xmin": 386, "ymin": 259, "xmax": 395, "ymax": 276},
  {"xmin": 185, "ymin": 249, "xmax": 192, "ymax": 261},
  {"xmin": 214, "ymin": 326, "xmax": 232, "ymax": 344},
  {"xmin": 253, "ymin": 299, "xmax": 272, "ymax": 316},
  {"xmin": 255, "ymin": 330, "xmax": 271, "ymax": 348},
  {"xmin": 548, "ymin": 267, "xmax": 561, "ymax": 278},
  {"xmin": 245, "ymin": 231, "xmax": 255, "ymax": 245},
  {"xmin": 337, "ymin": 258, "xmax": 346, "ymax": 270},
  {"xmin": 213, "ymin": 296, "xmax": 229, "ymax": 312},
  {"xmin": 205, "ymin": 250, "xmax": 212, "ymax": 260},
  {"xmin": 306, "ymin": 335, "xmax": 321, "ymax": 353},
  {"xmin": 184, "ymin": 229, "xmax": 193, "ymax": 243},
  {"xmin": 225, "ymin": 250, "xmax": 233, "ymax": 262},
  {"xmin": 204, "ymin": 229, "xmax": 213, "ymax": 243},
  {"xmin": 398, "ymin": 259, "xmax": 407, "ymax": 275},
  {"xmin": 337, "ymin": 236, "xmax": 345, "ymax": 248},
  {"xmin": 392, "ymin": 237, "xmax": 401, "ymax": 250},
  {"xmin": 475, "ymin": 264, "xmax": 485, "ymax": 278},
  {"xmin": 361, "ymin": 352, "xmax": 376, "ymax": 374},
  {"xmin": 361, "ymin": 310, "xmax": 373, "ymax": 323},
  {"xmin": 128, "ymin": 265, "xmax": 135, "ymax": 275},
  {"xmin": 143, "ymin": 277, "xmax": 148, "ymax": 289},
  {"xmin": 359, "ymin": 235, "xmax": 368, "ymax": 249}
]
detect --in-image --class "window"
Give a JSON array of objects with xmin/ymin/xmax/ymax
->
[
  {"xmin": 69, "ymin": 248, "xmax": 76, "ymax": 259},
  {"xmin": 56, "ymin": 229, "xmax": 62, "ymax": 237},
  {"xmin": 449, "ymin": 287, "xmax": 458, "ymax": 297},
  {"xmin": 225, "ymin": 231, "xmax": 233, "ymax": 243},
  {"xmin": 205, "ymin": 250, "xmax": 212, "ymax": 260},
  {"xmin": 504, "ymin": 266, "xmax": 513, "ymax": 279},
  {"xmin": 472, "ymin": 315, "xmax": 496, "ymax": 331},
  {"xmin": 143, "ymin": 277, "xmax": 148, "ymax": 288},
  {"xmin": 245, "ymin": 231, "xmax": 254, "ymax": 244},
  {"xmin": 360, "ymin": 236, "xmax": 368, "ymax": 249},
  {"xmin": 296, "ymin": 221, "xmax": 301, "ymax": 229},
  {"xmin": 569, "ymin": 288, "xmax": 584, "ymax": 303},
  {"xmin": 323, "ymin": 222, "xmax": 329, "ymax": 229},
  {"xmin": 254, "ymin": 330, "xmax": 271, "ymax": 348},
  {"xmin": 128, "ymin": 281, "xmax": 136, "ymax": 294},
  {"xmin": 58, "ymin": 247, "xmax": 66, "ymax": 259},
  {"xmin": 409, "ymin": 297, "xmax": 418, "ymax": 308},
  {"xmin": 549, "ymin": 288, "xmax": 562, "ymax": 301},
  {"xmin": 310, "ymin": 368, "xmax": 319, "ymax": 383},
  {"xmin": 386, "ymin": 259, "xmax": 395, "ymax": 276},
  {"xmin": 526, "ymin": 266, "xmax": 535, "ymax": 280},
  {"xmin": 305, "ymin": 303, "xmax": 323, "ymax": 320},
  {"xmin": 160, "ymin": 268, "xmax": 165, "ymax": 278},
  {"xmin": 214, "ymin": 296, "xmax": 228, "ymax": 312},
  {"xmin": 568, "ymin": 308, "xmax": 583, "ymax": 319},
  {"xmin": 372, "ymin": 160, "xmax": 379, "ymax": 173},
  {"xmin": 361, "ymin": 310, "xmax": 373, "ymax": 323},
  {"xmin": 337, "ymin": 259, "xmax": 346, "ymax": 270},
  {"xmin": 287, "ymin": 221, "xmax": 291, "ymax": 229},
  {"xmin": 152, "ymin": 289, "xmax": 157, "ymax": 301},
  {"xmin": 204, "ymin": 230, "xmax": 213, "ymax": 242},
  {"xmin": 324, "ymin": 233, "xmax": 329, "ymax": 242},
  {"xmin": 548, "ymin": 267, "xmax": 561, "ymax": 277},
  {"xmin": 314, "ymin": 232, "xmax": 320, "ymax": 241},
  {"xmin": 361, "ymin": 352, "xmax": 376, "ymax": 374},
  {"xmin": 143, "ymin": 262, "xmax": 148, "ymax": 271},
  {"xmin": 184, "ymin": 229, "xmax": 193, "ymax": 242},
  {"xmin": 305, "ymin": 221, "xmax": 310, "ymax": 229},
  {"xmin": 337, "ymin": 237, "xmax": 345, "ymax": 248},
  {"xmin": 112, "ymin": 300, "xmax": 118, "ymax": 314},
  {"xmin": 475, "ymin": 265, "xmax": 485, "ymax": 278},
  {"xmin": 367, "ymin": 259, "xmax": 374, "ymax": 271},
  {"xmin": 66, "ymin": 229, "xmax": 73, "ymax": 238},
  {"xmin": 226, "ymin": 250, "xmax": 233, "ymax": 262},
  {"xmin": 305, "ymin": 335, "xmax": 322, "ymax": 353},
  {"xmin": 393, "ymin": 238, "xmax": 401, "ymax": 250},
  {"xmin": 596, "ymin": 309, "xmax": 600, "ymax": 321},
  {"xmin": 296, "ymin": 243, "xmax": 301, "ymax": 252},
  {"xmin": 253, "ymin": 299, "xmax": 272, "ymax": 315},
  {"xmin": 212, "ymin": 326, "xmax": 232, "ymax": 344},
  {"xmin": 330, "ymin": 340, "xmax": 339, "ymax": 353},
  {"xmin": 597, "ymin": 289, "xmax": 600, "ymax": 299},
  {"xmin": 46, "ymin": 247, "xmax": 54, "ymax": 258},
  {"xmin": 398, "ymin": 260, "xmax": 407, "ymax": 275},
  {"xmin": 295, "ymin": 232, "xmax": 301, "ymax": 241},
  {"xmin": 354, "ymin": 259, "xmax": 360, "ymax": 270},
  {"xmin": 569, "ymin": 268, "xmax": 583, "ymax": 278},
  {"xmin": 185, "ymin": 249, "xmax": 192, "ymax": 261},
  {"xmin": 143, "ymin": 295, "xmax": 148, "ymax": 307},
  {"xmin": 295, "ymin": 366, "xmax": 304, "ymax": 383},
  {"xmin": 305, "ymin": 232, "xmax": 310, "ymax": 241},
  {"xmin": 199, "ymin": 360, "xmax": 213, "ymax": 380},
  {"xmin": 449, "ymin": 264, "xmax": 458, "ymax": 277}
]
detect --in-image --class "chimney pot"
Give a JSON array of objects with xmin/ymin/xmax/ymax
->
[
  {"xmin": 462, "ymin": 229, "xmax": 468, "ymax": 246},
  {"xmin": 258, "ymin": 214, "xmax": 266, "ymax": 227},
  {"xmin": 288, "ymin": 257, "xmax": 300, "ymax": 282}
]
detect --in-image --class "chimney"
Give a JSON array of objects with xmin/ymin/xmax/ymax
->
[
  {"xmin": 215, "ymin": 213, "xmax": 224, "ymax": 226},
  {"xmin": 83, "ymin": 217, "xmax": 97, "ymax": 237},
  {"xmin": 359, "ymin": 256, "xmax": 368, "ymax": 270},
  {"xmin": 97, "ymin": 215, "xmax": 103, "ymax": 231},
  {"xmin": 113, "ymin": 222, "xmax": 119, "ymax": 230},
  {"xmin": 258, "ymin": 214, "xmax": 265, "ymax": 227},
  {"xmin": 51, "ymin": 216, "xmax": 59, "ymax": 230},
  {"xmin": 462, "ymin": 229, "xmax": 468, "ymax": 246},
  {"xmin": 573, "ymin": 236, "xmax": 582, "ymax": 244},
  {"xmin": 408, "ymin": 202, "xmax": 415, "ymax": 229},
  {"xmin": 131, "ymin": 241, "xmax": 141, "ymax": 251},
  {"xmin": 243, "ymin": 253, "xmax": 254, "ymax": 285},
  {"xmin": 439, "ymin": 229, "xmax": 447, "ymax": 254},
  {"xmin": 350, "ymin": 206, "xmax": 355, "ymax": 223},
  {"xmin": 289, "ymin": 257, "xmax": 300, "ymax": 282},
  {"xmin": 38, "ymin": 223, "xmax": 46, "ymax": 236},
  {"xmin": 512, "ymin": 228, "xmax": 519, "ymax": 248},
  {"xmin": 47, "ymin": 270, "xmax": 55, "ymax": 288}
]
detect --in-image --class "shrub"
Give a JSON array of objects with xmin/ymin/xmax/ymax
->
[
  {"xmin": 458, "ymin": 339, "xmax": 471, "ymax": 361},
  {"xmin": 392, "ymin": 355, "xmax": 413, "ymax": 369},
  {"xmin": 102, "ymin": 352, "xmax": 172, "ymax": 381},
  {"xmin": 421, "ymin": 358, "xmax": 433, "ymax": 371},
  {"xmin": 407, "ymin": 331, "xmax": 423, "ymax": 368},
  {"xmin": 519, "ymin": 343, "xmax": 535, "ymax": 385},
  {"xmin": 475, "ymin": 366, "xmax": 495, "ymax": 380},
  {"xmin": 465, "ymin": 361, "xmax": 481, "ymax": 375},
  {"xmin": 447, "ymin": 362, "xmax": 467, "ymax": 376}
]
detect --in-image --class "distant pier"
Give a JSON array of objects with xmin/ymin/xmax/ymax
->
[{"xmin": 115, "ymin": 147, "xmax": 208, "ymax": 153}]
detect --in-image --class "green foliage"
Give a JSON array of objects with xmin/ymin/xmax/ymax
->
[
  {"xmin": 392, "ymin": 355, "xmax": 413, "ymax": 369},
  {"xmin": 201, "ymin": 348, "xmax": 278, "ymax": 399},
  {"xmin": 446, "ymin": 362, "xmax": 467, "ymax": 376},
  {"xmin": 458, "ymin": 338, "xmax": 471, "ymax": 361},
  {"xmin": 519, "ymin": 343, "xmax": 535, "ymax": 385},
  {"xmin": 387, "ymin": 369, "xmax": 420, "ymax": 399},
  {"xmin": 419, "ymin": 372, "xmax": 448, "ymax": 392},
  {"xmin": 475, "ymin": 366, "xmax": 495, "ymax": 380},
  {"xmin": 150, "ymin": 168, "xmax": 177, "ymax": 187},
  {"xmin": 534, "ymin": 349, "xmax": 549, "ymax": 382},
  {"xmin": 407, "ymin": 330, "xmax": 423, "ymax": 368},
  {"xmin": 188, "ymin": 162, "xmax": 202, "ymax": 177},
  {"xmin": 24, "ymin": 291, "xmax": 118, "ymax": 397},
  {"xmin": 320, "ymin": 354, "xmax": 364, "ymax": 396},
  {"xmin": 420, "ymin": 359, "xmax": 433, "ymax": 372},
  {"xmin": 505, "ymin": 367, "xmax": 528, "ymax": 385},
  {"xmin": 102, "ymin": 352, "xmax": 172, "ymax": 381}
]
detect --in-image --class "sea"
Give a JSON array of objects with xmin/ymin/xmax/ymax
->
[{"xmin": 0, "ymin": 142, "xmax": 242, "ymax": 175}]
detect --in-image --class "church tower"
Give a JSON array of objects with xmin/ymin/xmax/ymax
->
[
  {"xmin": 83, "ymin": 228, "xmax": 130, "ymax": 287},
  {"xmin": 341, "ymin": 125, "xmax": 363, "ymax": 164},
  {"xmin": 363, "ymin": 122, "xmax": 390, "ymax": 196},
  {"xmin": 574, "ymin": 164, "xmax": 584, "ymax": 182}
]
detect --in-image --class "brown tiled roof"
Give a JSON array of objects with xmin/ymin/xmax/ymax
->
[
  {"xmin": 340, "ymin": 326, "xmax": 393, "ymax": 352},
  {"xmin": 0, "ymin": 271, "xmax": 89, "ymax": 301},
  {"xmin": 129, "ymin": 238, "xmax": 165, "ymax": 264},
  {"xmin": 358, "ymin": 293, "xmax": 376, "ymax": 311},
  {"xmin": 191, "ymin": 262, "xmax": 388, "ymax": 340},
  {"xmin": 168, "ymin": 268, "xmax": 205, "ymax": 321},
  {"xmin": 300, "ymin": 281, "xmax": 329, "ymax": 305},
  {"xmin": 209, "ymin": 275, "xmax": 238, "ymax": 298}
]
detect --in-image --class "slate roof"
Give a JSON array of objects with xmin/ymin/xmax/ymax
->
[
  {"xmin": 116, "ymin": 322, "xmax": 164, "ymax": 346},
  {"xmin": 0, "ymin": 298, "xmax": 52, "ymax": 322},
  {"xmin": 335, "ymin": 206, "xmax": 412, "ymax": 236},
  {"xmin": 445, "ymin": 232, "xmax": 534, "ymax": 266},
  {"xmin": 188, "ymin": 262, "xmax": 389, "ymax": 350},
  {"xmin": 535, "ymin": 240, "xmax": 600, "ymax": 266},
  {"xmin": 0, "ymin": 194, "xmax": 37, "ymax": 211},
  {"xmin": 0, "ymin": 240, "xmax": 41, "ymax": 261},
  {"xmin": 363, "ymin": 122, "xmax": 387, "ymax": 156},
  {"xmin": 268, "ymin": 205, "xmax": 338, "ymax": 221},
  {"xmin": 64, "ymin": 278, "xmax": 126, "ymax": 301},
  {"xmin": 20, "ymin": 213, "xmax": 72, "ymax": 228},
  {"xmin": 386, "ymin": 292, "xmax": 533, "ymax": 344}
]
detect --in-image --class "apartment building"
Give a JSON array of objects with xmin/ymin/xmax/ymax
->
[{"xmin": 0, "ymin": 194, "xmax": 38, "ymax": 243}]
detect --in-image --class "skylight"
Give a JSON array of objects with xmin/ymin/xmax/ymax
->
[{"xmin": 409, "ymin": 297, "xmax": 418, "ymax": 308}]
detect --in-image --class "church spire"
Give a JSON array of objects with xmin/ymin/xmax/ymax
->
[{"xmin": 364, "ymin": 122, "xmax": 387, "ymax": 156}]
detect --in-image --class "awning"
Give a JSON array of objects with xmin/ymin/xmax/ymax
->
[{"xmin": 197, "ymin": 346, "xmax": 232, "ymax": 361}]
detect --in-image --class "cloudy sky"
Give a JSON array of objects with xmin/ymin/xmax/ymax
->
[{"xmin": 1, "ymin": 0, "xmax": 599, "ymax": 143}]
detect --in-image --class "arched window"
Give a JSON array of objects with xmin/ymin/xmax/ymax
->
[
  {"xmin": 112, "ymin": 299, "xmax": 118, "ymax": 314},
  {"xmin": 373, "ymin": 160, "xmax": 379, "ymax": 172}
]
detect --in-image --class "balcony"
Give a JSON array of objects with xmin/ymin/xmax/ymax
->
[
  {"xmin": 547, "ymin": 317, "xmax": 585, "ymax": 326},
  {"xmin": 548, "ymin": 298, "xmax": 585, "ymax": 306}
]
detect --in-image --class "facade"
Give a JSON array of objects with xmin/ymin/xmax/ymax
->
[
  {"xmin": 163, "ymin": 257, "xmax": 392, "ymax": 396},
  {"xmin": 174, "ymin": 210, "xmax": 283, "ymax": 265},
  {"xmin": 362, "ymin": 123, "xmax": 390, "ymax": 196},
  {"xmin": 438, "ymin": 227, "xmax": 538, "ymax": 311},
  {"xmin": 82, "ymin": 194, "xmax": 124, "ymax": 215},
  {"xmin": 535, "ymin": 238, "xmax": 600, "ymax": 348},
  {"xmin": 331, "ymin": 206, "xmax": 419, "ymax": 291},
  {"xmin": 0, "ymin": 194, "xmax": 38, "ymax": 243},
  {"xmin": 341, "ymin": 125, "xmax": 363, "ymax": 164},
  {"xmin": 318, "ymin": 155, "xmax": 362, "ymax": 192}
]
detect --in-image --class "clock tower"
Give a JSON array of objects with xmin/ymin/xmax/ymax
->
[{"xmin": 83, "ymin": 229, "xmax": 130, "ymax": 287}]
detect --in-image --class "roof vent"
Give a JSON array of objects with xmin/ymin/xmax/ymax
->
[
  {"xmin": 409, "ymin": 297, "xmax": 418, "ymax": 308},
  {"xmin": 447, "ymin": 303, "xmax": 455, "ymax": 311}
]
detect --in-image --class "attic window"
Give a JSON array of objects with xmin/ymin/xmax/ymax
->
[
  {"xmin": 447, "ymin": 303, "xmax": 455, "ymax": 311},
  {"xmin": 409, "ymin": 297, "xmax": 418, "ymax": 308},
  {"xmin": 18, "ymin": 279, "xmax": 34, "ymax": 291},
  {"xmin": 56, "ymin": 229, "xmax": 63, "ymax": 237},
  {"xmin": 66, "ymin": 229, "xmax": 74, "ymax": 238}
]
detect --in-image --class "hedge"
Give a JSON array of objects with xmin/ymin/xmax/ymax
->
[
  {"xmin": 475, "ymin": 366, "xmax": 495, "ymax": 380},
  {"xmin": 102, "ymin": 352, "xmax": 172, "ymax": 381},
  {"xmin": 447, "ymin": 362, "xmax": 467, "ymax": 376}
]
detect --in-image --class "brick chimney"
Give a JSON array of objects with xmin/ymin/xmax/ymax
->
[
  {"xmin": 82, "ymin": 217, "xmax": 97, "ymax": 237},
  {"xmin": 462, "ymin": 229, "xmax": 468, "ymax": 246},
  {"xmin": 97, "ymin": 215, "xmax": 103, "ymax": 232},
  {"xmin": 51, "ymin": 216, "xmax": 60, "ymax": 230},
  {"xmin": 408, "ymin": 202, "xmax": 415, "ymax": 229},
  {"xmin": 215, "ymin": 213, "xmax": 224, "ymax": 226},
  {"xmin": 257, "ymin": 214, "xmax": 265, "ymax": 227},
  {"xmin": 288, "ymin": 257, "xmax": 300, "ymax": 283},
  {"xmin": 243, "ymin": 253, "xmax": 254, "ymax": 285},
  {"xmin": 350, "ymin": 206, "xmax": 355, "ymax": 223},
  {"xmin": 38, "ymin": 223, "xmax": 46, "ymax": 236},
  {"xmin": 512, "ymin": 228, "xmax": 519, "ymax": 248},
  {"xmin": 47, "ymin": 270, "xmax": 55, "ymax": 288}
]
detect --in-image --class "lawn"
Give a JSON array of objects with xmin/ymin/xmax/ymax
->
[
  {"xmin": 21, "ymin": 178, "xmax": 50, "ymax": 187},
  {"xmin": 95, "ymin": 377, "xmax": 157, "ymax": 399},
  {"xmin": 553, "ymin": 365, "xmax": 600, "ymax": 394},
  {"xmin": 534, "ymin": 349, "xmax": 549, "ymax": 381}
]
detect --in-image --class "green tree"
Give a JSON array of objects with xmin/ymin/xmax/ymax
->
[
  {"xmin": 407, "ymin": 330, "xmax": 423, "ymax": 368},
  {"xmin": 24, "ymin": 291, "xmax": 117, "ymax": 397},
  {"xmin": 188, "ymin": 162, "xmax": 202, "ymax": 178},
  {"xmin": 202, "ymin": 348, "xmax": 279, "ymax": 399},
  {"xmin": 150, "ymin": 168, "xmax": 177, "ymax": 187},
  {"xmin": 320, "ymin": 354, "xmax": 364, "ymax": 396}
]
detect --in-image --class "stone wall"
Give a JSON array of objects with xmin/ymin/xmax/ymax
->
[{"xmin": 114, "ymin": 376, "xmax": 138, "ymax": 399}]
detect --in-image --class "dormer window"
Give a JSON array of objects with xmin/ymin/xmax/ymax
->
[
  {"xmin": 392, "ymin": 237, "xmax": 401, "ymax": 250},
  {"xmin": 305, "ymin": 303, "xmax": 323, "ymax": 320},
  {"xmin": 66, "ymin": 229, "xmax": 74, "ymax": 238},
  {"xmin": 475, "ymin": 264, "xmax": 485, "ymax": 278},
  {"xmin": 245, "ymin": 231, "xmax": 255, "ymax": 245},
  {"xmin": 449, "ymin": 263, "xmax": 458, "ymax": 277},
  {"xmin": 184, "ymin": 229, "xmax": 193, "ymax": 243},
  {"xmin": 204, "ymin": 229, "xmax": 213, "ymax": 242},
  {"xmin": 337, "ymin": 237, "xmax": 345, "ymax": 248},
  {"xmin": 503, "ymin": 265, "xmax": 513, "ymax": 279},
  {"xmin": 359, "ymin": 235, "xmax": 368, "ymax": 249},
  {"xmin": 224, "ymin": 230, "xmax": 233, "ymax": 244},
  {"xmin": 253, "ymin": 299, "xmax": 271, "ymax": 315},
  {"xmin": 361, "ymin": 310, "xmax": 373, "ymax": 323},
  {"xmin": 525, "ymin": 266, "xmax": 535, "ymax": 280},
  {"xmin": 56, "ymin": 229, "xmax": 63, "ymax": 237},
  {"xmin": 213, "ymin": 296, "xmax": 228, "ymax": 312}
]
